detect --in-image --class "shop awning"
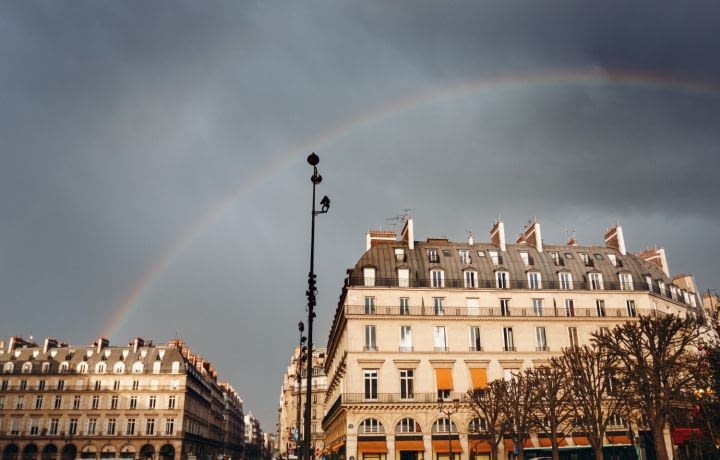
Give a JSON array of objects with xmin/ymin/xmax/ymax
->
[
  {"xmin": 607, "ymin": 434, "xmax": 631, "ymax": 445},
  {"xmin": 395, "ymin": 440, "xmax": 425, "ymax": 451},
  {"xmin": 672, "ymin": 428, "xmax": 704, "ymax": 445},
  {"xmin": 435, "ymin": 368, "xmax": 454, "ymax": 391},
  {"xmin": 358, "ymin": 441, "xmax": 388, "ymax": 453},
  {"xmin": 469, "ymin": 368, "xmax": 487, "ymax": 390},
  {"xmin": 468, "ymin": 440, "xmax": 491, "ymax": 453},
  {"xmin": 572, "ymin": 436, "xmax": 590, "ymax": 446},
  {"xmin": 501, "ymin": 439, "xmax": 532, "ymax": 451},
  {"xmin": 432, "ymin": 440, "xmax": 462, "ymax": 453}
]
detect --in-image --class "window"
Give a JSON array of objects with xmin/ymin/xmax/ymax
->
[
  {"xmin": 130, "ymin": 395, "xmax": 138, "ymax": 409},
  {"xmin": 87, "ymin": 418, "xmax": 97, "ymax": 435},
  {"xmin": 599, "ymin": 327, "xmax": 610, "ymax": 336},
  {"xmin": 559, "ymin": 272, "xmax": 573, "ymax": 290},
  {"xmin": 126, "ymin": 418, "xmax": 136, "ymax": 436},
  {"xmin": 394, "ymin": 248, "xmax": 406, "ymax": 262},
  {"xmin": 608, "ymin": 414, "xmax": 628, "ymax": 429},
  {"xmin": 30, "ymin": 418, "xmax": 40, "ymax": 435},
  {"xmin": 49, "ymin": 418, "xmax": 59, "ymax": 436},
  {"xmin": 35, "ymin": 395, "xmax": 43, "ymax": 409},
  {"xmin": 432, "ymin": 418, "xmax": 457, "ymax": 433},
  {"xmin": 532, "ymin": 299, "xmax": 544, "ymax": 316},
  {"xmin": 433, "ymin": 297, "xmax": 445, "ymax": 316},
  {"xmin": 519, "ymin": 251, "xmax": 530, "ymax": 266},
  {"xmin": 20, "ymin": 380, "xmax": 27, "ymax": 390},
  {"xmin": 132, "ymin": 380, "xmax": 140, "ymax": 390},
  {"xmin": 400, "ymin": 326, "xmax": 412, "ymax": 351},
  {"xmin": 171, "ymin": 362, "xmax": 180, "ymax": 374},
  {"xmin": 110, "ymin": 395, "xmax": 119, "ymax": 409},
  {"xmin": 0, "ymin": 395, "xmax": 4, "ymax": 409},
  {"xmin": 596, "ymin": 300, "xmax": 606, "ymax": 317},
  {"xmin": 442, "ymin": 250, "xmax": 451, "ymax": 257},
  {"xmin": 400, "ymin": 297, "xmax": 410, "ymax": 315},
  {"xmin": 434, "ymin": 326, "xmax": 448, "ymax": 352},
  {"xmin": 165, "ymin": 418, "xmax": 175, "ymax": 435},
  {"xmin": 364, "ymin": 325, "xmax": 377, "ymax": 351},
  {"xmin": 360, "ymin": 418, "xmax": 383, "ymax": 434},
  {"xmin": 469, "ymin": 417, "xmax": 487, "ymax": 433},
  {"xmin": 589, "ymin": 273, "xmax": 603, "ymax": 290},
  {"xmin": 500, "ymin": 299, "xmax": 511, "ymax": 316},
  {"xmin": 59, "ymin": 362, "xmax": 69, "ymax": 373},
  {"xmin": 92, "ymin": 395, "xmax": 100, "ymax": 409},
  {"xmin": 564, "ymin": 253, "xmax": 574, "ymax": 259},
  {"xmin": 459, "ymin": 250, "xmax": 471, "ymax": 264},
  {"xmin": 77, "ymin": 362, "xmax": 88, "ymax": 374},
  {"xmin": 148, "ymin": 395, "xmax": 157, "ymax": 409},
  {"xmin": 626, "ymin": 300, "xmax": 636, "ymax": 317},
  {"xmin": 0, "ymin": 380, "xmax": 6, "ymax": 391},
  {"xmin": 564, "ymin": 299, "xmax": 575, "ymax": 317},
  {"xmin": 95, "ymin": 362, "xmax": 106, "ymax": 374},
  {"xmin": 503, "ymin": 327, "xmax": 515, "ymax": 351},
  {"xmin": 132, "ymin": 362, "xmax": 144, "ymax": 374},
  {"xmin": 16, "ymin": 395, "xmax": 24, "ymax": 409},
  {"xmin": 22, "ymin": 363, "xmax": 33, "ymax": 374},
  {"xmin": 536, "ymin": 327, "xmax": 548, "ymax": 351},
  {"xmin": 619, "ymin": 273, "xmax": 633, "ymax": 290},
  {"xmin": 41, "ymin": 362, "xmax": 50, "ymax": 373},
  {"xmin": 107, "ymin": 418, "xmax": 116, "ymax": 436},
  {"xmin": 363, "ymin": 267, "xmax": 376, "ymax": 287},
  {"xmin": 57, "ymin": 380, "xmax": 65, "ymax": 390},
  {"xmin": 398, "ymin": 268, "xmax": 410, "ymax": 288},
  {"xmin": 364, "ymin": 296, "xmax": 376, "ymax": 314},
  {"xmin": 488, "ymin": 250, "xmax": 500, "ymax": 265},
  {"xmin": 400, "ymin": 369, "xmax": 414, "ymax": 400},
  {"xmin": 469, "ymin": 327, "xmax": 482, "ymax": 351},
  {"xmin": 168, "ymin": 395, "xmax": 177, "ymax": 410},
  {"xmin": 464, "ymin": 270, "xmax": 477, "ymax": 288},
  {"xmin": 68, "ymin": 418, "xmax": 78, "ymax": 435},
  {"xmin": 568, "ymin": 327, "xmax": 579, "ymax": 347},
  {"xmin": 146, "ymin": 418, "xmax": 155, "ymax": 435},
  {"xmin": 364, "ymin": 370, "xmax": 378, "ymax": 400},
  {"xmin": 114, "ymin": 362, "xmax": 125, "ymax": 374},
  {"xmin": 550, "ymin": 251, "xmax": 560, "ymax": 265},
  {"xmin": 594, "ymin": 253, "xmax": 603, "ymax": 260},
  {"xmin": 94, "ymin": 380, "xmax": 101, "ymax": 391},
  {"xmin": 113, "ymin": 380, "xmax": 120, "ymax": 390},
  {"xmin": 38, "ymin": 380, "xmax": 46, "ymax": 390},
  {"xmin": 477, "ymin": 250, "xmax": 486, "ymax": 258},
  {"xmin": 54, "ymin": 395, "xmax": 62, "ymax": 409},
  {"xmin": 396, "ymin": 418, "xmax": 419, "ymax": 433},
  {"xmin": 73, "ymin": 395, "xmax": 81, "ymax": 410},
  {"xmin": 428, "ymin": 249, "xmax": 439, "ymax": 263},
  {"xmin": 580, "ymin": 252, "xmax": 589, "ymax": 264},
  {"xmin": 503, "ymin": 369, "xmax": 519, "ymax": 381},
  {"xmin": 467, "ymin": 297, "xmax": 480, "ymax": 315},
  {"xmin": 431, "ymin": 269, "xmax": 445, "ymax": 288},
  {"xmin": 496, "ymin": 271, "xmax": 509, "ymax": 289},
  {"xmin": 528, "ymin": 272, "xmax": 541, "ymax": 289}
]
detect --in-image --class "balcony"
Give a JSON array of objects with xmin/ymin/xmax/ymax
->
[
  {"xmin": 341, "ymin": 393, "xmax": 467, "ymax": 404},
  {"xmin": 363, "ymin": 346, "xmax": 378, "ymax": 352},
  {"xmin": 535, "ymin": 346, "xmax": 550, "ymax": 352},
  {"xmin": 468, "ymin": 346, "xmax": 483, "ymax": 352},
  {"xmin": 398, "ymin": 346, "xmax": 414, "ymax": 352},
  {"xmin": 434, "ymin": 347, "xmax": 449, "ymax": 352},
  {"xmin": 346, "ymin": 304, "xmax": 634, "ymax": 318},
  {"xmin": 503, "ymin": 346, "xmax": 517, "ymax": 352}
]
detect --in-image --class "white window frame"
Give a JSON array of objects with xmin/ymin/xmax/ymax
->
[
  {"xmin": 568, "ymin": 327, "xmax": 579, "ymax": 347},
  {"xmin": 434, "ymin": 326, "xmax": 447, "ymax": 351},
  {"xmin": 364, "ymin": 296, "xmax": 376, "ymax": 314},
  {"xmin": 528, "ymin": 272, "xmax": 541, "ymax": 289},
  {"xmin": 596, "ymin": 299, "xmax": 606, "ymax": 317},
  {"xmin": 363, "ymin": 267, "xmax": 376, "ymax": 287},
  {"xmin": 496, "ymin": 271, "xmax": 509, "ymax": 289},
  {"xmin": 488, "ymin": 250, "xmax": 499, "ymax": 265},
  {"xmin": 469, "ymin": 327, "xmax": 482, "ymax": 351},
  {"xmin": 532, "ymin": 299, "xmax": 543, "ymax": 316},
  {"xmin": 400, "ymin": 326, "xmax": 412, "ymax": 351},
  {"xmin": 397, "ymin": 268, "xmax": 410, "ymax": 288},
  {"xmin": 626, "ymin": 300, "xmax": 636, "ymax": 317},
  {"xmin": 459, "ymin": 249, "xmax": 471, "ymax": 264},
  {"xmin": 433, "ymin": 297, "xmax": 444, "ymax": 316},
  {"xmin": 503, "ymin": 327, "xmax": 514, "ymax": 351},
  {"xmin": 565, "ymin": 299, "xmax": 575, "ymax": 317},
  {"xmin": 589, "ymin": 273, "xmax": 603, "ymax": 290},
  {"xmin": 619, "ymin": 273, "xmax": 633, "ymax": 291},
  {"xmin": 399, "ymin": 369, "xmax": 414, "ymax": 400},
  {"xmin": 500, "ymin": 298, "xmax": 511, "ymax": 316},
  {"xmin": 363, "ymin": 372, "xmax": 378, "ymax": 401},
  {"xmin": 559, "ymin": 272, "xmax": 573, "ymax": 290},
  {"xmin": 400, "ymin": 297, "xmax": 410, "ymax": 315},
  {"xmin": 535, "ymin": 327, "xmax": 547, "ymax": 350},
  {"xmin": 464, "ymin": 270, "xmax": 478, "ymax": 288},
  {"xmin": 520, "ymin": 251, "xmax": 530, "ymax": 266},
  {"xmin": 364, "ymin": 325, "xmax": 377, "ymax": 351},
  {"xmin": 431, "ymin": 269, "xmax": 445, "ymax": 288}
]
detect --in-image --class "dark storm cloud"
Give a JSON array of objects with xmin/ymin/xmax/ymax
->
[{"xmin": 1, "ymin": 0, "xmax": 719, "ymax": 427}]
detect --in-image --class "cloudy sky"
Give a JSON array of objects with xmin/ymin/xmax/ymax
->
[{"xmin": 2, "ymin": 1, "xmax": 719, "ymax": 427}]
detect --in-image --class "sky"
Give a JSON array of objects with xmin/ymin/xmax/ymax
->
[{"xmin": 1, "ymin": 1, "xmax": 720, "ymax": 428}]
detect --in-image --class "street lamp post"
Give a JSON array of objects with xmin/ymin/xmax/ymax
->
[
  {"xmin": 296, "ymin": 322, "xmax": 307, "ymax": 460},
  {"xmin": 437, "ymin": 398, "xmax": 461, "ymax": 460},
  {"xmin": 304, "ymin": 153, "xmax": 330, "ymax": 460}
]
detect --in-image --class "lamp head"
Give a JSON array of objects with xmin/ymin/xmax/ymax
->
[
  {"xmin": 307, "ymin": 153, "xmax": 320, "ymax": 166},
  {"xmin": 437, "ymin": 398, "xmax": 444, "ymax": 408},
  {"xmin": 311, "ymin": 172, "xmax": 323, "ymax": 185},
  {"xmin": 298, "ymin": 321, "xmax": 305, "ymax": 332},
  {"xmin": 452, "ymin": 398, "xmax": 460, "ymax": 409},
  {"xmin": 320, "ymin": 195, "xmax": 331, "ymax": 213}
]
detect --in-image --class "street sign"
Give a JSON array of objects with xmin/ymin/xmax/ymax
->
[{"xmin": 315, "ymin": 448, "xmax": 320, "ymax": 457}]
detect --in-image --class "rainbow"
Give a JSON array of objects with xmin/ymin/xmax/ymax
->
[{"xmin": 100, "ymin": 68, "xmax": 720, "ymax": 340}]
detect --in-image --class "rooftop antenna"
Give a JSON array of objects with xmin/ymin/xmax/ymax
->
[
  {"xmin": 403, "ymin": 208, "xmax": 412, "ymax": 219},
  {"xmin": 385, "ymin": 215, "xmax": 403, "ymax": 231}
]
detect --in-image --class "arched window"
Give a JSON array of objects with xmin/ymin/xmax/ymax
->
[
  {"xmin": 3, "ymin": 362, "xmax": 15, "ymax": 373},
  {"xmin": 132, "ymin": 362, "xmax": 144, "ymax": 374},
  {"xmin": 468, "ymin": 417, "xmax": 487, "ymax": 433},
  {"xmin": 171, "ymin": 361, "xmax": 181, "ymax": 374},
  {"xmin": 22, "ymin": 362, "xmax": 33, "ymax": 374},
  {"xmin": 41, "ymin": 362, "xmax": 50, "ymax": 373},
  {"xmin": 430, "ymin": 269, "xmax": 445, "ymax": 288},
  {"xmin": 58, "ymin": 362, "xmax": 70, "ymax": 373},
  {"xmin": 432, "ymin": 418, "xmax": 457, "ymax": 433},
  {"xmin": 95, "ymin": 362, "xmax": 107, "ymax": 374},
  {"xmin": 359, "ymin": 418, "xmax": 384, "ymax": 434},
  {"xmin": 114, "ymin": 362, "xmax": 125, "ymax": 374},
  {"xmin": 76, "ymin": 362, "xmax": 88, "ymax": 374},
  {"xmin": 395, "ymin": 418, "xmax": 420, "ymax": 433}
]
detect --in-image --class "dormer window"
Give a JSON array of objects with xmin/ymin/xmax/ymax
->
[
  {"xmin": 550, "ymin": 252, "xmax": 564, "ymax": 266},
  {"xmin": 442, "ymin": 250, "xmax": 451, "ymax": 257},
  {"xmin": 430, "ymin": 269, "xmax": 445, "ymax": 288},
  {"xmin": 477, "ymin": 250, "xmax": 486, "ymax": 258},
  {"xmin": 363, "ymin": 267, "xmax": 376, "ymax": 287},
  {"xmin": 464, "ymin": 270, "xmax": 478, "ymax": 288},
  {"xmin": 608, "ymin": 254, "xmax": 617, "ymax": 266},
  {"xmin": 496, "ymin": 271, "xmax": 509, "ymax": 289},
  {"xmin": 589, "ymin": 273, "xmax": 603, "ymax": 290},
  {"xmin": 397, "ymin": 268, "xmax": 410, "ymax": 288},
  {"xmin": 428, "ymin": 249, "xmax": 439, "ymax": 263},
  {"xmin": 594, "ymin": 253, "xmax": 603, "ymax": 260},
  {"xmin": 519, "ymin": 252, "xmax": 530, "ymax": 266},
  {"xmin": 488, "ymin": 250, "xmax": 500, "ymax": 265},
  {"xmin": 580, "ymin": 253, "xmax": 589, "ymax": 263},
  {"xmin": 619, "ymin": 273, "xmax": 633, "ymax": 291},
  {"xmin": 459, "ymin": 250, "xmax": 471, "ymax": 265},
  {"xmin": 527, "ymin": 272, "xmax": 541, "ymax": 290},
  {"xmin": 394, "ymin": 248, "xmax": 406, "ymax": 262},
  {"xmin": 559, "ymin": 272, "xmax": 573, "ymax": 290}
]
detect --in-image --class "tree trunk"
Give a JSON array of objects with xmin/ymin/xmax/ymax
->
[
  {"xmin": 490, "ymin": 446, "xmax": 498, "ymax": 460},
  {"xmin": 592, "ymin": 445, "xmax": 604, "ymax": 460},
  {"xmin": 550, "ymin": 434, "xmax": 559, "ymax": 460},
  {"xmin": 652, "ymin": 423, "xmax": 670, "ymax": 460}
]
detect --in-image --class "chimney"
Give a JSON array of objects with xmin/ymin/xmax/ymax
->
[
  {"xmin": 636, "ymin": 247, "xmax": 670, "ymax": 277},
  {"xmin": 400, "ymin": 217, "xmax": 415, "ymax": 250},
  {"xmin": 524, "ymin": 220, "xmax": 543, "ymax": 253},
  {"xmin": 604, "ymin": 225, "xmax": 627, "ymax": 255},
  {"xmin": 490, "ymin": 221, "xmax": 506, "ymax": 252},
  {"xmin": 132, "ymin": 337, "xmax": 145, "ymax": 353},
  {"xmin": 516, "ymin": 232, "xmax": 527, "ymax": 244},
  {"xmin": 43, "ymin": 337, "xmax": 59, "ymax": 354},
  {"xmin": 96, "ymin": 337, "xmax": 110, "ymax": 354},
  {"xmin": 467, "ymin": 231, "xmax": 473, "ymax": 246},
  {"xmin": 567, "ymin": 234, "xmax": 577, "ymax": 246},
  {"xmin": 8, "ymin": 336, "xmax": 35, "ymax": 353},
  {"xmin": 365, "ymin": 230, "xmax": 397, "ymax": 251}
]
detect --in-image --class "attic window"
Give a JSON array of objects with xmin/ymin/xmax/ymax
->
[
  {"xmin": 594, "ymin": 253, "xmax": 603, "ymax": 260},
  {"xmin": 427, "ymin": 249, "xmax": 439, "ymax": 263},
  {"xmin": 564, "ymin": 253, "xmax": 574, "ymax": 259},
  {"xmin": 442, "ymin": 250, "xmax": 452, "ymax": 257},
  {"xmin": 477, "ymin": 250, "xmax": 486, "ymax": 257},
  {"xmin": 459, "ymin": 250, "xmax": 471, "ymax": 264},
  {"xmin": 394, "ymin": 248, "xmax": 406, "ymax": 262}
]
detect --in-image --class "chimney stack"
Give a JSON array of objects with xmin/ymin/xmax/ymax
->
[
  {"xmin": 467, "ymin": 231, "xmax": 473, "ymax": 246},
  {"xmin": 96, "ymin": 337, "xmax": 110, "ymax": 354},
  {"xmin": 43, "ymin": 337, "xmax": 59, "ymax": 354},
  {"xmin": 516, "ymin": 232, "xmax": 527, "ymax": 244},
  {"xmin": 490, "ymin": 220, "xmax": 506, "ymax": 252},
  {"xmin": 523, "ymin": 220, "xmax": 543, "ymax": 253},
  {"xmin": 567, "ymin": 234, "xmax": 577, "ymax": 246},
  {"xmin": 365, "ymin": 230, "xmax": 397, "ymax": 251},
  {"xmin": 400, "ymin": 217, "xmax": 415, "ymax": 250},
  {"xmin": 604, "ymin": 225, "xmax": 627, "ymax": 255},
  {"xmin": 637, "ymin": 247, "xmax": 670, "ymax": 277},
  {"xmin": 132, "ymin": 337, "xmax": 145, "ymax": 354}
]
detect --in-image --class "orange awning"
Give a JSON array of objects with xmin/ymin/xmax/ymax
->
[
  {"xmin": 395, "ymin": 440, "xmax": 425, "ymax": 451},
  {"xmin": 573, "ymin": 436, "xmax": 590, "ymax": 446},
  {"xmin": 432, "ymin": 440, "xmax": 463, "ymax": 453},
  {"xmin": 607, "ymin": 435, "xmax": 631, "ymax": 445},
  {"xmin": 502, "ymin": 439, "xmax": 514, "ymax": 451},
  {"xmin": 524, "ymin": 439, "xmax": 534, "ymax": 448},
  {"xmin": 435, "ymin": 368, "xmax": 454, "ymax": 390},
  {"xmin": 358, "ymin": 441, "xmax": 388, "ymax": 453},
  {"xmin": 539, "ymin": 437, "xmax": 566, "ymax": 447},
  {"xmin": 469, "ymin": 368, "xmax": 487, "ymax": 390},
  {"xmin": 468, "ymin": 440, "xmax": 491, "ymax": 453}
]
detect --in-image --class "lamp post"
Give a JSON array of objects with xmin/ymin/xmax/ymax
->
[
  {"xmin": 437, "ymin": 398, "xmax": 461, "ymax": 460},
  {"xmin": 304, "ymin": 153, "xmax": 330, "ymax": 460},
  {"xmin": 296, "ymin": 322, "xmax": 307, "ymax": 460}
]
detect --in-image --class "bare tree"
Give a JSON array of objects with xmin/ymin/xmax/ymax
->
[
  {"xmin": 499, "ymin": 370, "xmax": 542, "ymax": 460},
  {"xmin": 558, "ymin": 344, "xmax": 626, "ymax": 460},
  {"xmin": 466, "ymin": 380, "xmax": 508, "ymax": 460},
  {"xmin": 527, "ymin": 362, "xmax": 575, "ymax": 460},
  {"xmin": 593, "ymin": 314, "xmax": 702, "ymax": 460}
]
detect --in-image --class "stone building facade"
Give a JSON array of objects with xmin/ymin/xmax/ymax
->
[
  {"xmin": 321, "ymin": 217, "xmax": 702, "ymax": 460},
  {"xmin": 0, "ymin": 337, "xmax": 244, "ymax": 460}
]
